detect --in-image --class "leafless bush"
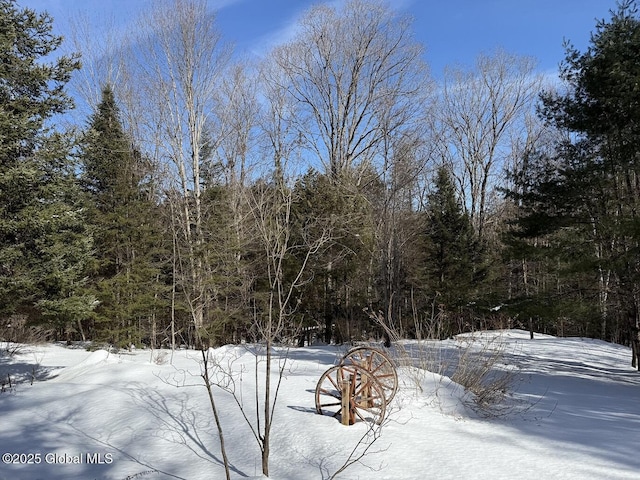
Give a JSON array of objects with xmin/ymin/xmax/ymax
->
[
  {"xmin": 450, "ymin": 334, "xmax": 520, "ymax": 415},
  {"xmin": 367, "ymin": 309, "xmax": 521, "ymax": 416},
  {"xmin": 0, "ymin": 315, "xmax": 54, "ymax": 355},
  {"xmin": 298, "ymin": 404, "xmax": 393, "ymax": 480},
  {"xmin": 325, "ymin": 418, "xmax": 389, "ymax": 480},
  {"xmin": 151, "ymin": 350, "xmax": 169, "ymax": 365},
  {"xmin": 1, "ymin": 374, "xmax": 14, "ymax": 394},
  {"xmin": 0, "ymin": 341, "xmax": 23, "ymax": 357}
]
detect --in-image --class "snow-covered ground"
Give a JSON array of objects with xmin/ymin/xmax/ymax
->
[{"xmin": 1, "ymin": 330, "xmax": 639, "ymax": 480}]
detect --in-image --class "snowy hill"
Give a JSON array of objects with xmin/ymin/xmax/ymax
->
[{"xmin": 1, "ymin": 330, "xmax": 639, "ymax": 479}]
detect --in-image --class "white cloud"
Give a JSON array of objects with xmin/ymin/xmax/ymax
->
[
  {"xmin": 211, "ymin": 0, "xmax": 246, "ymax": 10},
  {"xmin": 246, "ymin": 0, "xmax": 419, "ymax": 58}
]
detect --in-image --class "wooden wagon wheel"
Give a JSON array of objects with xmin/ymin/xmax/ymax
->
[
  {"xmin": 341, "ymin": 347, "xmax": 398, "ymax": 403},
  {"xmin": 315, "ymin": 364, "xmax": 387, "ymax": 425}
]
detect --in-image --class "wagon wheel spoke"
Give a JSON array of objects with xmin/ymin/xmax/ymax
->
[
  {"xmin": 368, "ymin": 361, "xmax": 391, "ymax": 376},
  {"xmin": 352, "ymin": 404, "xmax": 384, "ymax": 424},
  {"xmin": 317, "ymin": 388, "xmax": 340, "ymax": 399},
  {"xmin": 350, "ymin": 366, "xmax": 386, "ymax": 425},
  {"xmin": 315, "ymin": 366, "xmax": 348, "ymax": 419},
  {"xmin": 317, "ymin": 399, "xmax": 342, "ymax": 418},
  {"xmin": 325, "ymin": 370, "xmax": 341, "ymax": 392},
  {"xmin": 353, "ymin": 380, "xmax": 384, "ymax": 406},
  {"xmin": 341, "ymin": 347, "xmax": 398, "ymax": 404}
]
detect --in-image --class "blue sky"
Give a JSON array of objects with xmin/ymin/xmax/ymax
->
[{"xmin": 21, "ymin": 0, "xmax": 617, "ymax": 78}]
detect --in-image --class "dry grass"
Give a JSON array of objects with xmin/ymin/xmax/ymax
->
[
  {"xmin": 449, "ymin": 334, "xmax": 520, "ymax": 415},
  {"xmin": 366, "ymin": 309, "xmax": 521, "ymax": 417},
  {"xmin": 1, "ymin": 315, "xmax": 53, "ymax": 356}
]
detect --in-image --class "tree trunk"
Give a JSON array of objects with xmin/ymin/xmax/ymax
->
[
  {"xmin": 201, "ymin": 350, "xmax": 231, "ymax": 480},
  {"xmin": 631, "ymin": 302, "xmax": 640, "ymax": 370},
  {"xmin": 262, "ymin": 333, "xmax": 272, "ymax": 477}
]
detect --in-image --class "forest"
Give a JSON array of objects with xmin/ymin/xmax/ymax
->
[{"xmin": 2, "ymin": 0, "xmax": 640, "ymax": 368}]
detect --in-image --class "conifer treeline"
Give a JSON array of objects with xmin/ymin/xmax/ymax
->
[{"xmin": 2, "ymin": 0, "xmax": 640, "ymax": 362}]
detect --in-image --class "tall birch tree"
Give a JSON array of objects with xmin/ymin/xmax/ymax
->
[{"xmin": 135, "ymin": 0, "xmax": 231, "ymax": 338}]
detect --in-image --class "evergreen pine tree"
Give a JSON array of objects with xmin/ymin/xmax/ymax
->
[
  {"xmin": 508, "ymin": 1, "xmax": 640, "ymax": 362},
  {"xmin": 0, "ymin": 0, "xmax": 90, "ymax": 336},
  {"xmin": 290, "ymin": 169, "xmax": 377, "ymax": 343},
  {"xmin": 422, "ymin": 166, "xmax": 483, "ymax": 335},
  {"xmin": 81, "ymin": 86, "xmax": 165, "ymax": 347}
]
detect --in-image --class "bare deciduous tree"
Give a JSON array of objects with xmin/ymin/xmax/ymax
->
[
  {"xmin": 205, "ymin": 63, "xmax": 259, "ymax": 341},
  {"xmin": 436, "ymin": 50, "xmax": 544, "ymax": 239},
  {"xmin": 263, "ymin": 0, "xmax": 431, "ymax": 343},
  {"xmin": 244, "ymin": 174, "xmax": 332, "ymax": 477},
  {"xmin": 66, "ymin": 13, "xmax": 129, "ymax": 118},
  {"xmin": 136, "ymin": 0, "xmax": 231, "ymax": 335},
  {"xmin": 270, "ymin": 0, "xmax": 429, "ymax": 181},
  {"xmin": 129, "ymin": 4, "xmax": 236, "ymax": 476},
  {"xmin": 258, "ymin": 54, "xmax": 303, "ymax": 179},
  {"xmin": 214, "ymin": 63, "xmax": 258, "ymax": 189},
  {"xmin": 374, "ymin": 119, "xmax": 434, "ymax": 336}
]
